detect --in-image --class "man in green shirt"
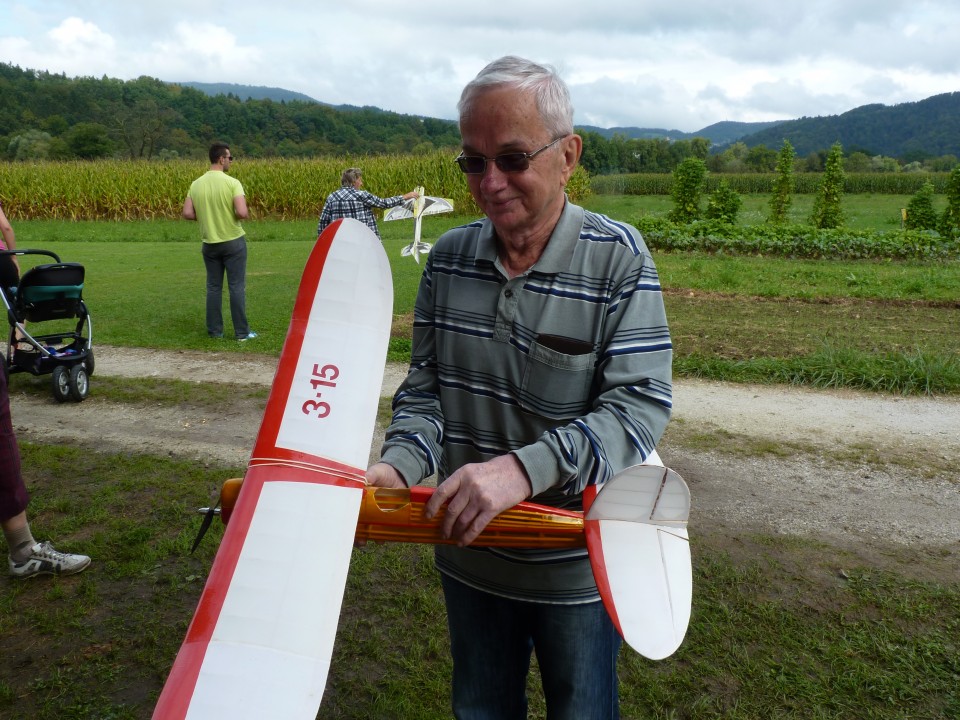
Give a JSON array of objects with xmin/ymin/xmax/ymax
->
[{"xmin": 183, "ymin": 143, "xmax": 256, "ymax": 341}]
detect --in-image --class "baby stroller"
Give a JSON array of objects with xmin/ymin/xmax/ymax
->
[{"xmin": 1, "ymin": 249, "xmax": 94, "ymax": 402}]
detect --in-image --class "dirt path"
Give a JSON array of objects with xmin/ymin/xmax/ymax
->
[{"xmin": 10, "ymin": 346, "xmax": 960, "ymax": 562}]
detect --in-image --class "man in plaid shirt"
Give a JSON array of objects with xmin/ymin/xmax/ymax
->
[{"xmin": 317, "ymin": 168, "xmax": 419, "ymax": 239}]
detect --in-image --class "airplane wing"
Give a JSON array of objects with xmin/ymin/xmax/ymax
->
[
  {"xmin": 153, "ymin": 218, "xmax": 392, "ymax": 720},
  {"xmin": 583, "ymin": 462, "xmax": 692, "ymax": 661},
  {"xmin": 383, "ymin": 204, "xmax": 414, "ymax": 221},
  {"xmin": 418, "ymin": 196, "xmax": 454, "ymax": 217},
  {"xmin": 384, "ymin": 186, "xmax": 453, "ymax": 222}
]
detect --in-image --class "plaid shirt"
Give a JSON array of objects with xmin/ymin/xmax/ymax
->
[{"xmin": 317, "ymin": 185, "xmax": 403, "ymax": 239}]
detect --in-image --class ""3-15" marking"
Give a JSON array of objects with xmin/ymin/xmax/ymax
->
[{"xmin": 301, "ymin": 363, "xmax": 339, "ymax": 418}]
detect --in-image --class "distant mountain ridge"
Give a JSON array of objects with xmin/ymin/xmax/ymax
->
[
  {"xmin": 176, "ymin": 80, "xmax": 960, "ymax": 159},
  {"xmin": 180, "ymin": 81, "xmax": 788, "ymax": 147},
  {"xmin": 576, "ymin": 120, "xmax": 787, "ymax": 147},
  {"xmin": 177, "ymin": 81, "xmax": 323, "ymax": 105}
]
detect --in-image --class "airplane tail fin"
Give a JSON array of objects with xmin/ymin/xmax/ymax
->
[
  {"xmin": 584, "ymin": 464, "xmax": 692, "ymax": 660},
  {"xmin": 400, "ymin": 241, "xmax": 432, "ymax": 263}
]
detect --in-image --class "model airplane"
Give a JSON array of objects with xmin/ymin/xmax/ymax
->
[
  {"xmin": 158, "ymin": 218, "xmax": 691, "ymax": 719},
  {"xmin": 383, "ymin": 185, "xmax": 454, "ymax": 263},
  {"xmin": 213, "ymin": 461, "xmax": 692, "ymax": 663}
]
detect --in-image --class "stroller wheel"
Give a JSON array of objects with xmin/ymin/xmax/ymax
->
[
  {"xmin": 83, "ymin": 348, "xmax": 95, "ymax": 377},
  {"xmin": 69, "ymin": 364, "xmax": 89, "ymax": 401},
  {"xmin": 52, "ymin": 365, "xmax": 71, "ymax": 403}
]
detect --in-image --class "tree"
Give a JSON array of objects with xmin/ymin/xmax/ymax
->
[
  {"xmin": 668, "ymin": 157, "xmax": 707, "ymax": 224},
  {"xmin": 7, "ymin": 129, "xmax": 55, "ymax": 160},
  {"xmin": 845, "ymin": 151, "xmax": 871, "ymax": 172},
  {"xmin": 744, "ymin": 144, "xmax": 778, "ymax": 172},
  {"xmin": 66, "ymin": 122, "xmax": 113, "ymax": 158},
  {"xmin": 904, "ymin": 181, "xmax": 937, "ymax": 230},
  {"xmin": 768, "ymin": 140, "xmax": 795, "ymax": 225},
  {"xmin": 810, "ymin": 142, "xmax": 845, "ymax": 229}
]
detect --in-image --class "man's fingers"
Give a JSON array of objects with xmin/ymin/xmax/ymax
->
[
  {"xmin": 425, "ymin": 476, "xmax": 459, "ymax": 519},
  {"xmin": 457, "ymin": 510, "xmax": 497, "ymax": 547}
]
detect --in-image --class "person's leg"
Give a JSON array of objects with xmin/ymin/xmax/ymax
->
[
  {"xmin": 0, "ymin": 368, "xmax": 89, "ymax": 577},
  {"xmin": 202, "ymin": 242, "xmax": 225, "ymax": 337},
  {"xmin": 222, "ymin": 237, "xmax": 250, "ymax": 338},
  {"xmin": 441, "ymin": 574, "xmax": 532, "ymax": 720},
  {"xmin": 532, "ymin": 600, "xmax": 622, "ymax": 720},
  {"xmin": 0, "ymin": 367, "xmax": 29, "ymax": 529}
]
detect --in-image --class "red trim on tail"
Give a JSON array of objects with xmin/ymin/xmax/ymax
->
[{"xmin": 583, "ymin": 484, "xmax": 626, "ymax": 640}]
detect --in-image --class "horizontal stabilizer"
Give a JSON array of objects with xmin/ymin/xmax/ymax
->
[
  {"xmin": 400, "ymin": 241, "xmax": 431, "ymax": 257},
  {"xmin": 585, "ymin": 464, "xmax": 692, "ymax": 660}
]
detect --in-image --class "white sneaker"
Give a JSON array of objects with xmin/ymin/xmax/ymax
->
[{"xmin": 9, "ymin": 541, "xmax": 91, "ymax": 578}]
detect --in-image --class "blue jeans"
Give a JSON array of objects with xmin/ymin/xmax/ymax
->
[
  {"xmin": 441, "ymin": 573, "xmax": 622, "ymax": 720},
  {"xmin": 202, "ymin": 237, "xmax": 249, "ymax": 338}
]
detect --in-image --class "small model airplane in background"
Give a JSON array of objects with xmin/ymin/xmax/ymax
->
[{"xmin": 384, "ymin": 185, "xmax": 454, "ymax": 263}]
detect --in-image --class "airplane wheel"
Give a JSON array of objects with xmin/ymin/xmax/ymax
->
[
  {"xmin": 51, "ymin": 365, "xmax": 71, "ymax": 403},
  {"xmin": 68, "ymin": 364, "xmax": 89, "ymax": 401}
]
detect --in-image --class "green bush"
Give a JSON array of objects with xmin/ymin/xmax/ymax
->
[
  {"xmin": 634, "ymin": 217, "xmax": 960, "ymax": 261},
  {"xmin": 810, "ymin": 143, "xmax": 846, "ymax": 229},
  {"xmin": 768, "ymin": 140, "xmax": 795, "ymax": 224},
  {"xmin": 938, "ymin": 165, "xmax": 960, "ymax": 238},
  {"xmin": 704, "ymin": 179, "xmax": 742, "ymax": 224},
  {"xmin": 668, "ymin": 157, "xmax": 708, "ymax": 223},
  {"xmin": 905, "ymin": 181, "xmax": 938, "ymax": 230}
]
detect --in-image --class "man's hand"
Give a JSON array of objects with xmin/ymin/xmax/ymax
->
[
  {"xmin": 365, "ymin": 462, "xmax": 407, "ymax": 488},
  {"xmin": 424, "ymin": 454, "xmax": 532, "ymax": 547}
]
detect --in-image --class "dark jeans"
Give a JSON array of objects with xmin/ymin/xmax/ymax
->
[
  {"xmin": 202, "ymin": 237, "xmax": 249, "ymax": 338},
  {"xmin": 441, "ymin": 573, "xmax": 622, "ymax": 720}
]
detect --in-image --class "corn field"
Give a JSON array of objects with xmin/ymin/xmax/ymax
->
[{"xmin": 0, "ymin": 154, "xmax": 593, "ymax": 221}]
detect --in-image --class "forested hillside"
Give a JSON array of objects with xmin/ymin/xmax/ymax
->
[
  {"xmin": 0, "ymin": 63, "xmax": 461, "ymax": 161},
  {"xmin": 1, "ymin": 61, "xmax": 958, "ymax": 173},
  {"xmin": 740, "ymin": 92, "xmax": 960, "ymax": 159}
]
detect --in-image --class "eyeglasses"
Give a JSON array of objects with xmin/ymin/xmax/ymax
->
[
  {"xmin": 224, "ymin": 155, "xmax": 234, "ymax": 160},
  {"xmin": 455, "ymin": 136, "xmax": 566, "ymax": 174}
]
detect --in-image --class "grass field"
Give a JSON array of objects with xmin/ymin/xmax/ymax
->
[
  {"xmin": 0, "ymin": 197, "xmax": 958, "ymax": 719},
  {"xmin": 10, "ymin": 193, "xmax": 959, "ymax": 395}
]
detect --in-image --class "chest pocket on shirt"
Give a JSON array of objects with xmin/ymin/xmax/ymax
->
[{"xmin": 519, "ymin": 334, "xmax": 597, "ymax": 420}]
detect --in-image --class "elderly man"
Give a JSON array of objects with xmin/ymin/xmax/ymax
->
[{"xmin": 367, "ymin": 56, "xmax": 673, "ymax": 719}]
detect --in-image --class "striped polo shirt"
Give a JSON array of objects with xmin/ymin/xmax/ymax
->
[{"xmin": 379, "ymin": 200, "xmax": 673, "ymax": 604}]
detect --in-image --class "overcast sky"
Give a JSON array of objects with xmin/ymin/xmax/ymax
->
[{"xmin": 2, "ymin": 1, "xmax": 959, "ymax": 133}]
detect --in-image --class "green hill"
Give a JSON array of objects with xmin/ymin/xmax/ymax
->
[{"xmin": 739, "ymin": 92, "xmax": 960, "ymax": 159}]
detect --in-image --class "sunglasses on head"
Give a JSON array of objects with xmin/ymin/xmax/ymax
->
[{"xmin": 455, "ymin": 136, "xmax": 566, "ymax": 174}]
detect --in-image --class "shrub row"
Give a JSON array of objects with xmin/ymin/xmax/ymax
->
[
  {"xmin": 593, "ymin": 172, "xmax": 954, "ymax": 196},
  {"xmin": 635, "ymin": 217, "xmax": 960, "ymax": 261}
]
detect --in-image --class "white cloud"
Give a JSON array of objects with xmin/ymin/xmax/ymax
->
[{"xmin": 147, "ymin": 22, "xmax": 264, "ymax": 80}]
